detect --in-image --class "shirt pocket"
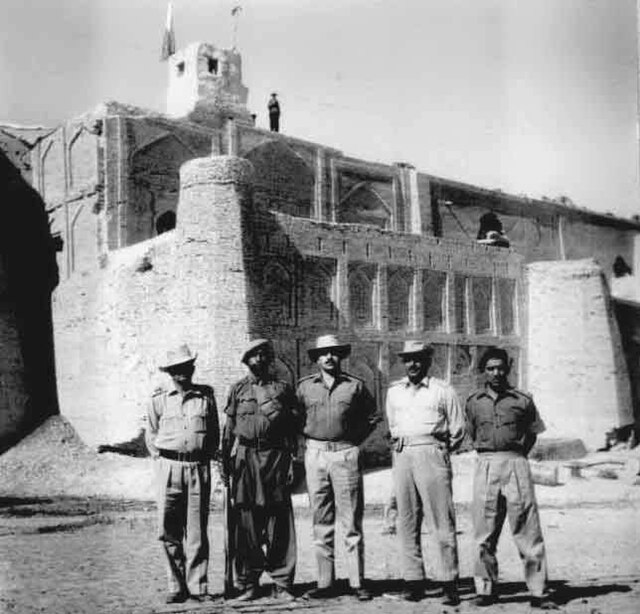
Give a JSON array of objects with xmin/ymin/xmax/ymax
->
[
  {"xmin": 260, "ymin": 396, "xmax": 283, "ymax": 422},
  {"xmin": 189, "ymin": 405, "xmax": 209, "ymax": 433}
]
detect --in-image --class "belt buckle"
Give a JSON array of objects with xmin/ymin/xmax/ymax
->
[
  {"xmin": 327, "ymin": 442, "xmax": 338, "ymax": 452},
  {"xmin": 178, "ymin": 451, "xmax": 190, "ymax": 462}
]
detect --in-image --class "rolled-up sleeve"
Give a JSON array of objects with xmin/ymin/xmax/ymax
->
[
  {"xmin": 144, "ymin": 396, "xmax": 161, "ymax": 459},
  {"xmin": 442, "ymin": 387, "xmax": 466, "ymax": 452}
]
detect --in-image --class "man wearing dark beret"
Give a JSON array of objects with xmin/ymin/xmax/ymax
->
[{"xmin": 221, "ymin": 339, "xmax": 299, "ymax": 602}]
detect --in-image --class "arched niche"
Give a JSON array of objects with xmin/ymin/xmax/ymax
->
[{"xmin": 244, "ymin": 141, "xmax": 314, "ymax": 218}]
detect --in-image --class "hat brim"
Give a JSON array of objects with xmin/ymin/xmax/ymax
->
[
  {"xmin": 397, "ymin": 349, "xmax": 433, "ymax": 359},
  {"xmin": 308, "ymin": 344, "xmax": 351, "ymax": 361},
  {"xmin": 159, "ymin": 355, "xmax": 197, "ymax": 372},
  {"xmin": 241, "ymin": 341, "xmax": 273, "ymax": 364}
]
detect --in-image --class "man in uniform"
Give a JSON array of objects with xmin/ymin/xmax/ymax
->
[
  {"xmin": 268, "ymin": 92, "xmax": 281, "ymax": 132},
  {"xmin": 465, "ymin": 347, "xmax": 557, "ymax": 610},
  {"xmin": 144, "ymin": 344, "xmax": 219, "ymax": 604},
  {"xmin": 385, "ymin": 340, "xmax": 465, "ymax": 606},
  {"xmin": 221, "ymin": 339, "xmax": 298, "ymax": 602},
  {"xmin": 296, "ymin": 334, "xmax": 380, "ymax": 601}
]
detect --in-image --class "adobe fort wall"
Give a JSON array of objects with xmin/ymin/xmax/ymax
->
[
  {"xmin": 527, "ymin": 259, "xmax": 634, "ymax": 449},
  {"xmin": 52, "ymin": 152, "xmax": 524, "ymax": 448}
]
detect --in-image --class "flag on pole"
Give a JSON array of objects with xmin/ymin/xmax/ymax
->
[{"xmin": 161, "ymin": 1, "xmax": 176, "ymax": 61}]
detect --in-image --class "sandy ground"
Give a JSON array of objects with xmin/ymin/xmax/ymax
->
[{"xmin": 1, "ymin": 417, "xmax": 640, "ymax": 613}]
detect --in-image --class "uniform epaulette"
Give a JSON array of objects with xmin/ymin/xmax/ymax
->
[
  {"xmin": 297, "ymin": 373, "xmax": 317, "ymax": 383},
  {"xmin": 466, "ymin": 390, "xmax": 482, "ymax": 402},
  {"xmin": 342, "ymin": 371, "xmax": 364, "ymax": 383},
  {"xmin": 152, "ymin": 387, "xmax": 165, "ymax": 397},
  {"xmin": 514, "ymin": 388, "xmax": 534, "ymax": 401}
]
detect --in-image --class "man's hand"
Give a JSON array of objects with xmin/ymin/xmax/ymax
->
[{"xmin": 286, "ymin": 456, "xmax": 296, "ymax": 487}]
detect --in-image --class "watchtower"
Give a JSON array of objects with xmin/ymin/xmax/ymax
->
[{"xmin": 166, "ymin": 42, "xmax": 252, "ymax": 128}]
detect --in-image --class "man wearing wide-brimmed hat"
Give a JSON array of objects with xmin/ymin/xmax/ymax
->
[
  {"xmin": 385, "ymin": 340, "xmax": 465, "ymax": 606},
  {"xmin": 221, "ymin": 339, "xmax": 299, "ymax": 602},
  {"xmin": 296, "ymin": 334, "xmax": 380, "ymax": 601},
  {"xmin": 145, "ymin": 344, "xmax": 219, "ymax": 604}
]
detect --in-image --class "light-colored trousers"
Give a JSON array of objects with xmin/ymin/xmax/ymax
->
[
  {"xmin": 472, "ymin": 452, "xmax": 548, "ymax": 597},
  {"xmin": 304, "ymin": 444, "xmax": 364, "ymax": 589},
  {"xmin": 156, "ymin": 458, "xmax": 211, "ymax": 595},
  {"xmin": 393, "ymin": 444, "xmax": 459, "ymax": 582}
]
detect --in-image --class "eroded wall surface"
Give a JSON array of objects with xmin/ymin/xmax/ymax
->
[{"xmin": 527, "ymin": 259, "xmax": 634, "ymax": 450}]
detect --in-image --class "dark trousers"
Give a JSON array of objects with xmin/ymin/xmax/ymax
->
[
  {"xmin": 234, "ymin": 502, "xmax": 296, "ymax": 589},
  {"xmin": 269, "ymin": 113, "xmax": 280, "ymax": 132}
]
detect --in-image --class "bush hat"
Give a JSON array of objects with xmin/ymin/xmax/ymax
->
[
  {"xmin": 397, "ymin": 340, "xmax": 434, "ymax": 358},
  {"xmin": 241, "ymin": 338, "xmax": 272, "ymax": 364},
  {"xmin": 159, "ymin": 344, "xmax": 197, "ymax": 372},
  {"xmin": 308, "ymin": 334, "xmax": 351, "ymax": 361}
]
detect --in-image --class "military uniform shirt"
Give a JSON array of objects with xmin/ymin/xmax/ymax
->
[
  {"xmin": 465, "ymin": 386, "xmax": 545, "ymax": 454},
  {"xmin": 223, "ymin": 375, "xmax": 298, "ymax": 450},
  {"xmin": 145, "ymin": 384, "xmax": 219, "ymax": 458},
  {"xmin": 385, "ymin": 376, "xmax": 465, "ymax": 451},
  {"xmin": 223, "ymin": 374, "xmax": 298, "ymax": 507},
  {"xmin": 296, "ymin": 372, "xmax": 378, "ymax": 444}
]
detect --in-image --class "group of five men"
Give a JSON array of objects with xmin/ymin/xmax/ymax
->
[{"xmin": 144, "ymin": 334, "xmax": 556, "ymax": 609}]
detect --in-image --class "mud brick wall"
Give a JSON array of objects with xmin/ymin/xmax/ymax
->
[{"xmin": 527, "ymin": 259, "xmax": 634, "ymax": 450}]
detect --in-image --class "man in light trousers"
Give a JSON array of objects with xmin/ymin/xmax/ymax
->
[
  {"xmin": 465, "ymin": 347, "xmax": 557, "ymax": 610},
  {"xmin": 385, "ymin": 340, "xmax": 465, "ymax": 606},
  {"xmin": 296, "ymin": 334, "xmax": 380, "ymax": 601},
  {"xmin": 145, "ymin": 344, "xmax": 220, "ymax": 604}
]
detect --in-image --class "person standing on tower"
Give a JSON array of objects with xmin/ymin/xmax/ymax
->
[{"xmin": 268, "ymin": 93, "xmax": 281, "ymax": 132}]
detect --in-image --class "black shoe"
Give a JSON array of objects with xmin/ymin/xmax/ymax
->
[
  {"xmin": 233, "ymin": 585, "xmax": 259, "ymax": 602},
  {"xmin": 442, "ymin": 582, "xmax": 460, "ymax": 606},
  {"xmin": 351, "ymin": 586, "xmax": 372, "ymax": 601},
  {"xmin": 305, "ymin": 586, "xmax": 337, "ymax": 599},
  {"xmin": 402, "ymin": 581, "xmax": 424, "ymax": 602},
  {"xmin": 189, "ymin": 593, "xmax": 216, "ymax": 603},
  {"xmin": 473, "ymin": 594, "xmax": 497, "ymax": 607},
  {"xmin": 531, "ymin": 596, "xmax": 559, "ymax": 610},
  {"xmin": 272, "ymin": 585, "xmax": 296, "ymax": 602},
  {"xmin": 165, "ymin": 591, "xmax": 188, "ymax": 604}
]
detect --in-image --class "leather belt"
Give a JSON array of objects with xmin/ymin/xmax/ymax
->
[
  {"xmin": 305, "ymin": 439, "xmax": 355, "ymax": 452},
  {"xmin": 158, "ymin": 449, "xmax": 208, "ymax": 463},
  {"xmin": 238, "ymin": 437, "xmax": 281, "ymax": 451}
]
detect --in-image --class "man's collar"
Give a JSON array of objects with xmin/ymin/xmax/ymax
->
[
  {"xmin": 478, "ymin": 384, "xmax": 518, "ymax": 399},
  {"xmin": 402, "ymin": 375, "xmax": 430, "ymax": 388},
  {"xmin": 247, "ymin": 372, "xmax": 273, "ymax": 385}
]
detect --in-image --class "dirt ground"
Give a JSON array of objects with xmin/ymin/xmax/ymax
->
[
  {"xmin": 1, "ymin": 497, "xmax": 639, "ymax": 614},
  {"xmin": 1, "ymin": 418, "xmax": 639, "ymax": 613}
]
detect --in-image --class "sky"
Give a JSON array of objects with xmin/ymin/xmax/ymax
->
[{"xmin": 1, "ymin": 0, "xmax": 639, "ymax": 219}]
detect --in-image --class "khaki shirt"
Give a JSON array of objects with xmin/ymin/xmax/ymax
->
[
  {"xmin": 465, "ymin": 386, "xmax": 545, "ymax": 454},
  {"xmin": 385, "ymin": 376, "xmax": 465, "ymax": 451},
  {"xmin": 145, "ymin": 384, "xmax": 219, "ymax": 458},
  {"xmin": 296, "ymin": 372, "xmax": 379, "ymax": 445}
]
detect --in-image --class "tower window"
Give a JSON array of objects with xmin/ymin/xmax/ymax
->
[
  {"xmin": 176, "ymin": 61, "xmax": 185, "ymax": 76},
  {"xmin": 207, "ymin": 58, "xmax": 218, "ymax": 74}
]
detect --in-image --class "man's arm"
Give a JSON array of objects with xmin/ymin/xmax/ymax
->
[
  {"xmin": 524, "ymin": 396, "xmax": 546, "ymax": 457},
  {"xmin": 220, "ymin": 385, "xmax": 238, "ymax": 483},
  {"xmin": 443, "ymin": 387, "xmax": 466, "ymax": 452},
  {"xmin": 354, "ymin": 382, "xmax": 380, "ymax": 446},
  {"xmin": 206, "ymin": 388, "xmax": 220, "ymax": 460},
  {"xmin": 144, "ymin": 395, "xmax": 161, "ymax": 458}
]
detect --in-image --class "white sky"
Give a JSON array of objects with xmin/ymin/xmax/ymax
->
[{"xmin": 1, "ymin": 0, "xmax": 639, "ymax": 218}]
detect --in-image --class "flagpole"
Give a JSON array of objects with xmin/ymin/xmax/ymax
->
[
  {"xmin": 161, "ymin": 1, "xmax": 176, "ymax": 61},
  {"xmin": 231, "ymin": 5, "xmax": 242, "ymax": 51}
]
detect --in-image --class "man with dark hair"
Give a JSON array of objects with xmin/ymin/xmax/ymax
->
[
  {"xmin": 385, "ymin": 340, "xmax": 465, "ymax": 606},
  {"xmin": 466, "ymin": 347, "xmax": 557, "ymax": 610},
  {"xmin": 296, "ymin": 334, "xmax": 380, "ymax": 601},
  {"xmin": 221, "ymin": 339, "xmax": 298, "ymax": 602},
  {"xmin": 268, "ymin": 93, "xmax": 281, "ymax": 132},
  {"xmin": 145, "ymin": 344, "xmax": 219, "ymax": 604}
]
